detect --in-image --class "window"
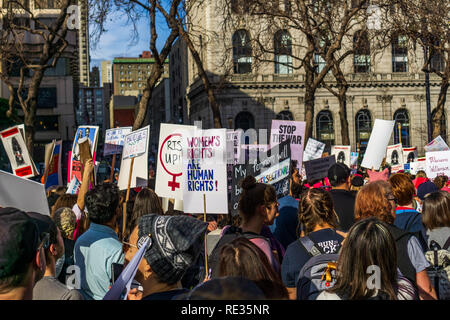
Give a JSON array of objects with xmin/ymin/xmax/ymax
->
[
  {"xmin": 121, "ymin": 83, "xmax": 124, "ymax": 88},
  {"xmin": 34, "ymin": 17, "xmax": 56, "ymax": 30},
  {"xmin": 393, "ymin": 109, "xmax": 410, "ymax": 146},
  {"xmin": 129, "ymin": 83, "xmax": 132, "ymax": 88},
  {"xmin": 354, "ymin": 30, "xmax": 370, "ymax": 73},
  {"xmin": 392, "ymin": 35, "xmax": 408, "ymax": 72},
  {"xmin": 314, "ymin": 54, "xmax": 326, "ymax": 74},
  {"xmin": 35, "ymin": 116, "xmax": 58, "ymax": 131},
  {"xmin": 235, "ymin": 111, "xmax": 255, "ymax": 131},
  {"xmin": 316, "ymin": 110, "xmax": 335, "ymax": 148},
  {"xmin": 233, "ymin": 30, "xmax": 252, "ymax": 74},
  {"xmin": 274, "ymin": 30, "xmax": 293, "ymax": 74},
  {"xmin": 355, "ymin": 109, "xmax": 372, "ymax": 153},
  {"xmin": 276, "ymin": 110, "xmax": 294, "ymax": 120},
  {"xmin": 121, "ymin": 90, "xmax": 124, "ymax": 94}
]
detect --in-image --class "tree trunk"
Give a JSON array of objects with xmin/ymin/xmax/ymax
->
[
  {"xmin": 338, "ymin": 92, "xmax": 350, "ymax": 145},
  {"xmin": 432, "ymin": 77, "xmax": 449, "ymax": 140},
  {"xmin": 304, "ymin": 85, "xmax": 315, "ymax": 145}
]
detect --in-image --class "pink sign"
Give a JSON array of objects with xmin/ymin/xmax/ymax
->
[{"xmin": 270, "ymin": 120, "xmax": 306, "ymax": 168}]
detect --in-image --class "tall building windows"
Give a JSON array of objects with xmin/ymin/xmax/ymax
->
[
  {"xmin": 355, "ymin": 109, "xmax": 372, "ymax": 153},
  {"xmin": 392, "ymin": 35, "xmax": 408, "ymax": 72},
  {"xmin": 316, "ymin": 110, "xmax": 335, "ymax": 148},
  {"xmin": 274, "ymin": 30, "xmax": 293, "ymax": 74},
  {"xmin": 393, "ymin": 108, "xmax": 410, "ymax": 146},
  {"xmin": 233, "ymin": 29, "xmax": 252, "ymax": 74}
]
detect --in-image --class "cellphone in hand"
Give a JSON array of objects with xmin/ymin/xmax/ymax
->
[{"xmin": 111, "ymin": 263, "xmax": 124, "ymax": 284}]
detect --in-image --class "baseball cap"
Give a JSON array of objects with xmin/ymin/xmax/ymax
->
[
  {"xmin": 417, "ymin": 181, "xmax": 439, "ymax": 200},
  {"xmin": 0, "ymin": 208, "xmax": 40, "ymax": 279},
  {"xmin": 327, "ymin": 163, "xmax": 350, "ymax": 186}
]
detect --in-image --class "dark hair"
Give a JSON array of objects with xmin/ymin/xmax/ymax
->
[
  {"xmin": 298, "ymin": 188, "xmax": 338, "ymax": 235},
  {"xmin": 389, "ymin": 173, "xmax": 415, "ymax": 206},
  {"xmin": 327, "ymin": 218, "xmax": 409, "ymax": 300},
  {"xmin": 218, "ymin": 237, "xmax": 288, "ymax": 299},
  {"xmin": 51, "ymin": 194, "xmax": 77, "ymax": 217},
  {"xmin": 238, "ymin": 176, "xmax": 277, "ymax": 223},
  {"xmin": 433, "ymin": 175, "xmax": 448, "ymax": 190},
  {"xmin": 84, "ymin": 183, "xmax": 119, "ymax": 225},
  {"xmin": 328, "ymin": 163, "xmax": 350, "ymax": 187},
  {"xmin": 422, "ymin": 190, "xmax": 450, "ymax": 230}
]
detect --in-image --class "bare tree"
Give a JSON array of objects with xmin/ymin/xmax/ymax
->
[{"xmin": 0, "ymin": 0, "xmax": 77, "ymax": 156}]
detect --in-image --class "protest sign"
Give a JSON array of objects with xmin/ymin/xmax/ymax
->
[
  {"xmin": 386, "ymin": 144, "xmax": 404, "ymax": 173},
  {"xmin": 226, "ymin": 129, "xmax": 242, "ymax": 164},
  {"xmin": 426, "ymin": 151, "xmax": 450, "ymax": 179},
  {"xmin": 402, "ymin": 147, "xmax": 418, "ymax": 164},
  {"xmin": 66, "ymin": 176, "xmax": 81, "ymax": 194},
  {"xmin": 155, "ymin": 124, "xmax": 195, "ymax": 201},
  {"xmin": 182, "ymin": 128, "xmax": 228, "ymax": 214},
  {"xmin": 331, "ymin": 145, "xmax": 351, "ymax": 168},
  {"xmin": 0, "ymin": 170, "xmax": 49, "ymax": 215},
  {"xmin": 361, "ymin": 119, "xmax": 395, "ymax": 170},
  {"xmin": 122, "ymin": 127, "xmax": 149, "ymax": 160},
  {"xmin": 303, "ymin": 138, "xmax": 325, "ymax": 162},
  {"xmin": 350, "ymin": 152, "xmax": 359, "ymax": 169},
  {"xmin": 424, "ymin": 135, "xmax": 449, "ymax": 152},
  {"xmin": 42, "ymin": 140, "xmax": 63, "ymax": 190},
  {"xmin": 0, "ymin": 125, "xmax": 37, "ymax": 179},
  {"xmin": 104, "ymin": 127, "xmax": 132, "ymax": 156},
  {"xmin": 270, "ymin": 120, "xmax": 306, "ymax": 168},
  {"xmin": 407, "ymin": 161, "xmax": 427, "ymax": 175},
  {"xmin": 69, "ymin": 125, "xmax": 99, "ymax": 183},
  {"xmin": 304, "ymin": 155, "xmax": 336, "ymax": 183}
]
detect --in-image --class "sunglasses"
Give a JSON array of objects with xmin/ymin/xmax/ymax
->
[{"xmin": 37, "ymin": 232, "xmax": 50, "ymax": 251}]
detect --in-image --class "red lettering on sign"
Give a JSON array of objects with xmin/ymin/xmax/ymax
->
[
  {"xmin": 1, "ymin": 127, "xmax": 19, "ymax": 138},
  {"xmin": 15, "ymin": 166, "xmax": 32, "ymax": 177}
]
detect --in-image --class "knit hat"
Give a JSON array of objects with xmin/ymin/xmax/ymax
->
[
  {"xmin": 417, "ymin": 181, "xmax": 439, "ymax": 200},
  {"xmin": 367, "ymin": 168, "xmax": 389, "ymax": 182},
  {"xmin": 138, "ymin": 214, "xmax": 208, "ymax": 285}
]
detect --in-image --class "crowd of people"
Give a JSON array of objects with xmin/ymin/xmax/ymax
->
[{"xmin": 0, "ymin": 157, "xmax": 449, "ymax": 300}]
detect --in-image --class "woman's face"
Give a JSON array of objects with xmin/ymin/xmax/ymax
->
[
  {"xmin": 123, "ymin": 227, "xmax": 148, "ymax": 284},
  {"xmin": 264, "ymin": 202, "xmax": 279, "ymax": 226}
]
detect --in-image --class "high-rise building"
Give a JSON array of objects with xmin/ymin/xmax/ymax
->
[
  {"xmin": 78, "ymin": 0, "xmax": 90, "ymax": 87},
  {"xmin": 77, "ymin": 87, "xmax": 108, "ymax": 143},
  {"xmin": 101, "ymin": 60, "xmax": 113, "ymax": 86},
  {"xmin": 90, "ymin": 66, "xmax": 100, "ymax": 87},
  {"xmin": 169, "ymin": 37, "xmax": 188, "ymax": 125}
]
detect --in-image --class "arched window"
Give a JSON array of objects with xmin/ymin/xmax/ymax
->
[
  {"xmin": 316, "ymin": 110, "xmax": 335, "ymax": 148},
  {"xmin": 392, "ymin": 34, "xmax": 408, "ymax": 72},
  {"xmin": 276, "ymin": 110, "xmax": 294, "ymax": 120},
  {"xmin": 393, "ymin": 109, "xmax": 410, "ymax": 146},
  {"xmin": 235, "ymin": 111, "xmax": 255, "ymax": 131},
  {"xmin": 233, "ymin": 30, "xmax": 252, "ymax": 74},
  {"xmin": 432, "ymin": 108, "xmax": 447, "ymax": 141},
  {"xmin": 354, "ymin": 30, "xmax": 370, "ymax": 73},
  {"xmin": 355, "ymin": 109, "xmax": 372, "ymax": 153},
  {"xmin": 274, "ymin": 30, "xmax": 293, "ymax": 74}
]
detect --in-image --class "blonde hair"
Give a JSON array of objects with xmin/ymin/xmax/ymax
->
[{"xmin": 53, "ymin": 207, "xmax": 77, "ymax": 239}]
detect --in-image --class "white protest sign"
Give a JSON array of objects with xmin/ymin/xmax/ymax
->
[
  {"xmin": 182, "ymin": 128, "xmax": 228, "ymax": 214},
  {"xmin": 118, "ymin": 126, "xmax": 150, "ymax": 191},
  {"xmin": 122, "ymin": 127, "xmax": 149, "ymax": 160},
  {"xmin": 386, "ymin": 143, "xmax": 404, "ymax": 173},
  {"xmin": 331, "ymin": 145, "xmax": 351, "ymax": 168},
  {"xmin": 361, "ymin": 119, "xmax": 395, "ymax": 170},
  {"xmin": 303, "ymin": 138, "xmax": 325, "ymax": 162},
  {"xmin": 426, "ymin": 151, "xmax": 450, "ymax": 179},
  {"xmin": 402, "ymin": 147, "xmax": 418, "ymax": 164},
  {"xmin": 303, "ymin": 155, "xmax": 336, "ymax": 183},
  {"xmin": 424, "ymin": 135, "xmax": 449, "ymax": 152},
  {"xmin": 104, "ymin": 127, "xmax": 132, "ymax": 156},
  {"xmin": 0, "ymin": 125, "xmax": 37, "ymax": 178},
  {"xmin": 66, "ymin": 176, "xmax": 81, "ymax": 194},
  {"xmin": 408, "ymin": 161, "xmax": 427, "ymax": 175},
  {"xmin": 0, "ymin": 170, "xmax": 49, "ymax": 215},
  {"xmin": 155, "ymin": 123, "xmax": 195, "ymax": 200},
  {"xmin": 270, "ymin": 120, "xmax": 306, "ymax": 168}
]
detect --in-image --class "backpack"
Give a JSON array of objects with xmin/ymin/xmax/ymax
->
[
  {"xmin": 295, "ymin": 236, "xmax": 340, "ymax": 300},
  {"xmin": 425, "ymin": 237, "xmax": 450, "ymax": 300}
]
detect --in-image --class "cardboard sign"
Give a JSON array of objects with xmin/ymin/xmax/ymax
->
[
  {"xmin": 44, "ymin": 140, "xmax": 63, "ymax": 190},
  {"xmin": 66, "ymin": 176, "xmax": 81, "ymax": 194},
  {"xmin": 122, "ymin": 127, "xmax": 149, "ymax": 160},
  {"xmin": 103, "ymin": 127, "xmax": 132, "ymax": 156},
  {"xmin": 155, "ymin": 124, "xmax": 194, "ymax": 201},
  {"xmin": 69, "ymin": 126, "xmax": 99, "ymax": 183},
  {"xmin": 361, "ymin": 119, "xmax": 395, "ymax": 170},
  {"xmin": 424, "ymin": 135, "xmax": 449, "ymax": 152},
  {"xmin": 0, "ymin": 125, "xmax": 37, "ymax": 178},
  {"xmin": 270, "ymin": 120, "xmax": 306, "ymax": 168},
  {"xmin": 408, "ymin": 161, "xmax": 427, "ymax": 175},
  {"xmin": 402, "ymin": 147, "xmax": 418, "ymax": 164},
  {"xmin": 304, "ymin": 155, "xmax": 336, "ymax": 183},
  {"xmin": 118, "ymin": 126, "xmax": 150, "ymax": 191},
  {"xmin": 0, "ymin": 170, "xmax": 49, "ymax": 215},
  {"xmin": 303, "ymin": 138, "xmax": 325, "ymax": 162},
  {"xmin": 386, "ymin": 144, "xmax": 404, "ymax": 173},
  {"xmin": 426, "ymin": 151, "xmax": 450, "ymax": 179},
  {"xmin": 350, "ymin": 152, "xmax": 359, "ymax": 169},
  {"xmin": 182, "ymin": 128, "xmax": 228, "ymax": 214},
  {"xmin": 226, "ymin": 129, "xmax": 242, "ymax": 165},
  {"xmin": 331, "ymin": 145, "xmax": 351, "ymax": 168}
]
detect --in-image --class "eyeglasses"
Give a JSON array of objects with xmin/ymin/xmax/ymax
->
[
  {"xmin": 386, "ymin": 196, "xmax": 398, "ymax": 204},
  {"xmin": 122, "ymin": 234, "xmax": 152, "ymax": 252},
  {"xmin": 37, "ymin": 232, "xmax": 50, "ymax": 251}
]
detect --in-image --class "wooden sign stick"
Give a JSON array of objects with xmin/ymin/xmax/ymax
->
[
  {"xmin": 203, "ymin": 193, "xmax": 208, "ymax": 280},
  {"xmin": 122, "ymin": 157, "xmax": 135, "ymax": 238},
  {"xmin": 109, "ymin": 154, "xmax": 116, "ymax": 182}
]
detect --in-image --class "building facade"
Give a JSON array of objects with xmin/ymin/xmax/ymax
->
[
  {"xmin": 101, "ymin": 60, "xmax": 112, "ymax": 86},
  {"xmin": 169, "ymin": 37, "xmax": 189, "ymax": 124},
  {"xmin": 76, "ymin": 87, "xmax": 108, "ymax": 142},
  {"xmin": 90, "ymin": 66, "xmax": 100, "ymax": 87},
  {"xmin": 183, "ymin": 2, "xmax": 448, "ymax": 156}
]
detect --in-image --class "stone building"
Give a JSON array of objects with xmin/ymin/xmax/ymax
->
[{"xmin": 181, "ymin": 1, "xmax": 448, "ymax": 156}]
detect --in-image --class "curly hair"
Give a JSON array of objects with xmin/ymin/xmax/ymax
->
[
  {"xmin": 297, "ymin": 188, "xmax": 338, "ymax": 235},
  {"xmin": 355, "ymin": 181, "xmax": 395, "ymax": 225},
  {"xmin": 53, "ymin": 207, "xmax": 77, "ymax": 239},
  {"xmin": 84, "ymin": 183, "xmax": 119, "ymax": 225}
]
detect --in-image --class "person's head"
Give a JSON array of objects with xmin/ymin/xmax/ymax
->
[
  {"xmin": 355, "ymin": 181, "xmax": 396, "ymax": 225},
  {"xmin": 26, "ymin": 212, "xmax": 64, "ymax": 270},
  {"xmin": 417, "ymin": 181, "xmax": 439, "ymax": 201},
  {"xmin": 0, "ymin": 208, "xmax": 47, "ymax": 299},
  {"xmin": 389, "ymin": 173, "xmax": 415, "ymax": 206},
  {"xmin": 123, "ymin": 214, "xmax": 207, "ymax": 291},
  {"xmin": 328, "ymin": 218, "xmax": 401, "ymax": 300},
  {"xmin": 52, "ymin": 207, "xmax": 77, "ymax": 240},
  {"xmin": 416, "ymin": 170, "xmax": 427, "ymax": 178},
  {"xmin": 327, "ymin": 163, "xmax": 351, "ymax": 188},
  {"xmin": 217, "ymin": 237, "xmax": 288, "ymax": 299},
  {"xmin": 238, "ymin": 176, "xmax": 278, "ymax": 226},
  {"xmin": 85, "ymin": 183, "xmax": 120, "ymax": 225},
  {"xmin": 51, "ymin": 194, "xmax": 77, "ymax": 218},
  {"xmin": 422, "ymin": 190, "xmax": 450, "ymax": 231},
  {"xmin": 297, "ymin": 188, "xmax": 338, "ymax": 235},
  {"xmin": 433, "ymin": 175, "xmax": 448, "ymax": 190},
  {"xmin": 85, "ymin": 128, "xmax": 90, "ymax": 137},
  {"xmin": 289, "ymin": 161, "xmax": 303, "ymax": 198}
]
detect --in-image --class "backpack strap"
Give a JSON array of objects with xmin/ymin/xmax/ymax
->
[{"xmin": 299, "ymin": 236, "xmax": 322, "ymax": 258}]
